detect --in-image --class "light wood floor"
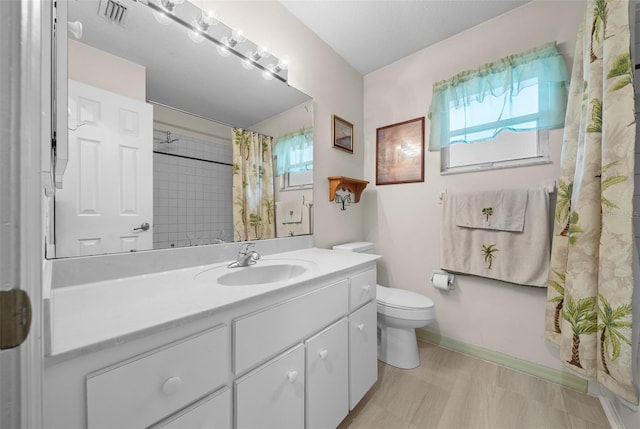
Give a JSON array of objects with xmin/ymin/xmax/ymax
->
[{"xmin": 338, "ymin": 341, "xmax": 611, "ymax": 429}]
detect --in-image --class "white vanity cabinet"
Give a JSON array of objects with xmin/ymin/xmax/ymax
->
[
  {"xmin": 349, "ymin": 268, "xmax": 376, "ymax": 311},
  {"xmin": 44, "ymin": 256, "xmax": 380, "ymax": 429},
  {"xmin": 347, "ymin": 268, "xmax": 378, "ymax": 410},
  {"xmin": 306, "ymin": 318, "xmax": 349, "ymax": 429},
  {"xmin": 235, "ymin": 344, "xmax": 306, "ymax": 429},
  {"xmin": 232, "ymin": 268, "xmax": 377, "ymax": 428},
  {"xmin": 348, "ymin": 300, "xmax": 377, "ymax": 410},
  {"xmin": 86, "ymin": 325, "xmax": 229, "ymax": 429}
]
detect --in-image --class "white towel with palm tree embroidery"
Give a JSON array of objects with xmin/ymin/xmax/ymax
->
[{"xmin": 441, "ymin": 188, "xmax": 551, "ymax": 286}]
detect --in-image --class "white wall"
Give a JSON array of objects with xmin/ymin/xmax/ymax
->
[
  {"xmin": 205, "ymin": 1, "xmax": 365, "ymax": 249},
  {"xmin": 363, "ymin": 0, "xmax": 584, "ymax": 371},
  {"xmin": 68, "ymin": 39, "xmax": 145, "ymax": 100}
]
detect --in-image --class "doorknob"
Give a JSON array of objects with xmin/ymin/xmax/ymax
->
[{"xmin": 133, "ymin": 222, "xmax": 150, "ymax": 232}]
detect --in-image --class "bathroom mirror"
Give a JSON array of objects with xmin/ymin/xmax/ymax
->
[{"xmin": 50, "ymin": 0, "xmax": 313, "ymax": 258}]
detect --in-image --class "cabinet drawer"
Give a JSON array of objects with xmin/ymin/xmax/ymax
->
[
  {"xmin": 306, "ymin": 318, "xmax": 349, "ymax": 429},
  {"xmin": 349, "ymin": 268, "xmax": 376, "ymax": 311},
  {"xmin": 349, "ymin": 301, "xmax": 377, "ymax": 410},
  {"xmin": 235, "ymin": 344, "xmax": 305, "ymax": 429},
  {"xmin": 152, "ymin": 387, "xmax": 231, "ymax": 429},
  {"xmin": 87, "ymin": 325, "xmax": 229, "ymax": 429},
  {"xmin": 234, "ymin": 280, "xmax": 348, "ymax": 374}
]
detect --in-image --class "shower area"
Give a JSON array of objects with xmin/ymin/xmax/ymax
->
[{"xmin": 152, "ymin": 128, "xmax": 233, "ymax": 249}]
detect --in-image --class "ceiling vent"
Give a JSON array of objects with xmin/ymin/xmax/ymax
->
[{"xmin": 98, "ymin": 0, "xmax": 128, "ymax": 26}]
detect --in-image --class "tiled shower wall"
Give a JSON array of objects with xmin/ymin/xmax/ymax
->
[{"xmin": 153, "ymin": 129, "xmax": 233, "ymax": 249}]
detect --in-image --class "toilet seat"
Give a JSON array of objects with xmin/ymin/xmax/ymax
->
[
  {"xmin": 376, "ymin": 285, "xmax": 434, "ymax": 309},
  {"xmin": 376, "ymin": 285, "xmax": 435, "ymax": 320}
]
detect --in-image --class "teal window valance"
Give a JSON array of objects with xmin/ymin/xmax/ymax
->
[
  {"xmin": 273, "ymin": 127, "xmax": 313, "ymax": 175},
  {"xmin": 428, "ymin": 42, "xmax": 570, "ymax": 151}
]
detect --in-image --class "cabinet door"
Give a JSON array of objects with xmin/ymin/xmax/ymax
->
[
  {"xmin": 349, "ymin": 301, "xmax": 378, "ymax": 410},
  {"xmin": 305, "ymin": 318, "xmax": 349, "ymax": 429},
  {"xmin": 152, "ymin": 387, "xmax": 231, "ymax": 429},
  {"xmin": 235, "ymin": 344, "xmax": 305, "ymax": 429}
]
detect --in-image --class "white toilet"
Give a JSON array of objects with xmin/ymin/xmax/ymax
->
[{"xmin": 332, "ymin": 242, "xmax": 435, "ymax": 369}]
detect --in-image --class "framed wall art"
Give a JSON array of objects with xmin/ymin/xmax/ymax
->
[
  {"xmin": 332, "ymin": 115, "xmax": 353, "ymax": 153},
  {"xmin": 376, "ymin": 117, "xmax": 425, "ymax": 185}
]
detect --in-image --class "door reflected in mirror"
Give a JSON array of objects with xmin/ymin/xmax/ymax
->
[{"xmin": 52, "ymin": 0, "xmax": 313, "ymax": 258}]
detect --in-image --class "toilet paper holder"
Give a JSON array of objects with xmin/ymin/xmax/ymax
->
[{"xmin": 431, "ymin": 270, "xmax": 454, "ymax": 290}]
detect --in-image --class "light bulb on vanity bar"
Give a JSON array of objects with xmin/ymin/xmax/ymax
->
[
  {"xmin": 188, "ymin": 8, "xmax": 218, "ymax": 43},
  {"xmin": 152, "ymin": 0, "xmax": 185, "ymax": 25},
  {"xmin": 242, "ymin": 46, "xmax": 270, "ymax": 70},
  {"xmin": 262, "ymin": 59, "xmax": 288, "ymax": 80}
]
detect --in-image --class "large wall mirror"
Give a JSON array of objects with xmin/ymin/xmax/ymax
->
[{"xmin": 50, "ymin": 0, "xmax": 313, "ymax": 259}]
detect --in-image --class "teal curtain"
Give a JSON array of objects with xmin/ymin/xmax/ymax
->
[
  {"xmin": 428, "ymin": 42, "xmax": 570, "ymax": 151},
  {"xmin": 273, "ymin": 127, "xmax": 313, "ymax": 175}
]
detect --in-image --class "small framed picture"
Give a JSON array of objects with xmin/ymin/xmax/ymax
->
[
  {"xmin": 332, "ymin": 115, "xmax": 353, "ymax": 153},
  {"xmin": 376, "ymin": 117, "xmax": 425, "ymax": 185}
]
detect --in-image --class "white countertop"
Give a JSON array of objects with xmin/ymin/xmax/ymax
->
[{"xmin": 47, "ymin": 248, "xmax": 380, "ymax": 360}]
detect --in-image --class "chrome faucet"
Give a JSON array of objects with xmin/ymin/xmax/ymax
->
[{"xmin": 228, "ymin": 242, "xmax": 261, "ymax": 268}]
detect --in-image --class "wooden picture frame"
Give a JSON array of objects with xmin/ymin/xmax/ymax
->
[
  {"xmin": 332, "ymin": 115, "xmax": 353, "ymax": 153},
  {"xmin": 376, "ymin": 117, "xmax": 425, "ymax": 185}
]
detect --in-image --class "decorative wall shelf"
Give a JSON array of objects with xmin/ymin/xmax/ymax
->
[{"xmin": 328, "ymin": 176, "xmax": 369, "ymax": 203}]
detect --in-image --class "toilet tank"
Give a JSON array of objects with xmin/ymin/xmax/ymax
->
[{"xmin": 332, "ymin": 242, "xmax": 374, "ymax": 254}]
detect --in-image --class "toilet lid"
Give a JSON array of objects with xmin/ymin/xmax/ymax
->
[{"xmin": 376, "ymin": 285, "xmax": 434, "ymax": 310}]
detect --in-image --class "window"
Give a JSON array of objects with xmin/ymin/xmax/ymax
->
[
  {"xmin": 429, "ymin": 42, "xmax": 569, "ymax": 174},
  {"xmin": 273, "ymin": 127, "xmax": 313, "ymax": 189}
]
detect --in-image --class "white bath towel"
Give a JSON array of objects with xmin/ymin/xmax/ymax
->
[
  {"xmin": 455, "ymin": 189, "xmax": 528, "ymax": 232},
  {"xmin": 441, "ymin": 188, "xmax": 551, "ymax": 287},
  {"xmin": 276, "ymin": 201, "xmax": 303, "ymax": 224}
]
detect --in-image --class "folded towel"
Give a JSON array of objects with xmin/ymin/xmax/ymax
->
[
  {"xmin": 276, "ymin": 201, "xmax": 302, "ymax": 224},
  {"xmin": 441, "ymin": 188, "xmax": 551, "ymax": 287},
  {"xmin": 455, "ymin": 189, "xmax": 528, "ymax": 232}
]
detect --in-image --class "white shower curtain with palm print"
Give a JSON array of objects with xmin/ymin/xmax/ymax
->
[
  {"xmin": 232, "ymin": 128, "xmax": 275, "ymax": 242},
  {"xmin": 545, "ymin": 0, "xmax": 638, "ymax": 405}
]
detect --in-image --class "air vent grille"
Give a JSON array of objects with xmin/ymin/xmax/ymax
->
[{"xmin": 99, "ymin": 0, "xmax": 128, "ymax": 25}]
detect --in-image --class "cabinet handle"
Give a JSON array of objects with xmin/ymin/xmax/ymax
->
[
  {"xmin": 287, "ymin": 370, "xmax": 298, "ymax": 383},
  {"xmin": 357, "ymin": 323, "xmax": 365, "ymax": 332},
  {"xmin": 363, "ymin": 284, "xmax": 371, "ymax": 293},
  {"xmin": 161, "ymin": 376, "xmax": 182, "ymax": 396},
  {"xmin": 319, "ymin": 349, "xmax": 328, "ymax": 360}
]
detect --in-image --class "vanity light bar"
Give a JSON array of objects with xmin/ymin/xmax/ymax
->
[{"xmin": 144, "ymin": 0, "xmax": 289, "ymax": 84}]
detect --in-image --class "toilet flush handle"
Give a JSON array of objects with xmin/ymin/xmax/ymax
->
[
  {"xmin": 363, "ymin": 284, "xmax": 371, "ymax": 293},
  {"xmin": 357, "ymin": 323, "xmax": 365, "ymax": 331},
  {"xmin": 319, "ymin": 349, "xmax": 328, "ymax": 360}
]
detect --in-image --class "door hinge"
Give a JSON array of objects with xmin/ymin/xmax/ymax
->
[{"xmin": 0, "ymin": 289, "xmax": 32, "ymax": 350}]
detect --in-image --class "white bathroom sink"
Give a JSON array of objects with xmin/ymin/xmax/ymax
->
[{"xmin": 195, "ymin": 259, "xmax": 316, "ymax": 286}]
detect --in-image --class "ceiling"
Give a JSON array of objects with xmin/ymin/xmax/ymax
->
[{"xmin": 280, "ymin": 0, "xmax": 531, "ymax": 75}]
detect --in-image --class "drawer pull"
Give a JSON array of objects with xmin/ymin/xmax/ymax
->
[
  {"xmin": 319, "ymin": 349, "xmax": 328, "ymax": 360},
  {"xmin": 161, "ymin": 376, "xmax": 182, "ymax": 396},
  {"xmin": 287, "ymin": 370, "xmax": 298, "ymax": 383},
  {"xmin": 363, "ymin": 284, "xmax": 371, "ymax": 293},
  {"xmin": 357, "ymin": 323, "xmax": 365, "ymax": 332}
]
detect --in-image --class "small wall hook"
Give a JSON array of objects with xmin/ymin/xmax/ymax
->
[{"xmin": 335, "ymin": 192, "xmax": 351, "ymax": 210}]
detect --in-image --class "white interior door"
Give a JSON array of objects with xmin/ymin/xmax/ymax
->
[{"xmin": 55, "ymin": 80, "xmax": 153, "ymax": 257}]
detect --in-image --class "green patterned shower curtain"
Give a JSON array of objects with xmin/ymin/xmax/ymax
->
[
  {"xmin": 232, "ymin": 128, "xmax": 275, "ymax": 242},
  {"xmin": 545, "ymin": 0, "xmax": 637, "ymax": 405}
]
